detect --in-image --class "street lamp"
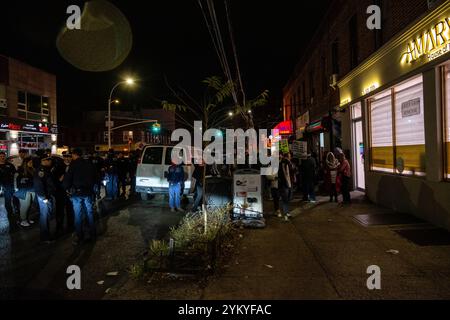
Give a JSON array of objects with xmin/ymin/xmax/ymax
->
[{"xmin": 107, "ymin": 78, "xmax": 135, "ymax": 149}]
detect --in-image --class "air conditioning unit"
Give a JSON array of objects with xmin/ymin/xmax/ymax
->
[
  {"xmin": 0, "ymin": 99, "xmax": 7, "ymax": 108},
  {"xmin": 427, "ymin": 0, "xmax": 440, "ymax": 9},
  {"xmin": 329, "ymin": 74, "xmax": 339, "ymax": 88}
]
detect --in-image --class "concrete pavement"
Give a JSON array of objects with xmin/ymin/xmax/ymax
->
[
  {"xmin": 0, "ymin": 195, "xmax": 183, "ymax": 300},
  {"xmin": 203, "ymin": 193, "xmax": 450, "ymax": 300}
]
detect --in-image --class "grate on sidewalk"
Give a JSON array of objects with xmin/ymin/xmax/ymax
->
[{"xmin": 393, "ymin": 228, "xmax": 450, "ymax": 246}]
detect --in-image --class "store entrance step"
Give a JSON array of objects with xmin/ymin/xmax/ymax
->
[{"xmin": 393, "ymin": 228, "xmax": 450, "ymax": 246}]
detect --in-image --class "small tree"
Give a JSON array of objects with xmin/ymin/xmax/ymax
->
[{"xmin": 162, "ymin": 76, "xmax": 268, "ymax": 209}]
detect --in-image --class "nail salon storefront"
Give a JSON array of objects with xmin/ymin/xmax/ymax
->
[{"xmin": 338, "ymin": 1, "xmax": 450, "ymax": 229}]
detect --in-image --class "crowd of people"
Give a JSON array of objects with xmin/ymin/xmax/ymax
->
[
  {"xmin": 0, "ymin": 148, "xmax": 140, "ymax": 245},
  {"xmin": 267, "ymin": 148, "xmax": 352, "ymax": 222}
]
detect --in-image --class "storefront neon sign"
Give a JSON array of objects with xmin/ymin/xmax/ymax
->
[
  {"xmin": 401, "ymin": 17, "xmax": 450, "ymax": 64},
  {"xmin": 274, "ymin": 120, "xmax": 293, "ymax": 135}
]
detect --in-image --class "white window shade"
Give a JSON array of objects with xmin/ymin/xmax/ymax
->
[
  {"xmin": 394, "ymin": 76, "xmax": 425, "ymax": 146},
  {"xmin": 370, "ymin": 93, "xmax": 393, "ymax": 147}
]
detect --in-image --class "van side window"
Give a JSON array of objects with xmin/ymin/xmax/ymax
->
[
  {"xmin": 165, "ymin": 148, "xmax": 188, "ymax": 165},
  {"xmin": 142, "ymin": 147, "xmax": 163, "ymax": 164}
]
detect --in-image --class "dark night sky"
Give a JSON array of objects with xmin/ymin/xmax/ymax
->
[{"xmin": 3, "ymin": 0, "xmax": 331, "ymax": 126}]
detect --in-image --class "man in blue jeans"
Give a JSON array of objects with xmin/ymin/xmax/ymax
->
[
  {"xmin": 167, "ymin": 161, "xmax": 185, "ymax": 213},
  {"xmin": 63, "ymin": 148, "xmax": 97, "ymax": 246}
]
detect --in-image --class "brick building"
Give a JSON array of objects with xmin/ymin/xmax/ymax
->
[
  {"xmin": 284, "ymin": 0, "xmax": 450, "ymax": 230},
  {"xmin": 0, "ymin": 55, "xmax": 58, "ymax": 156},
  {"xmin": 59, "ymin": 108, "xmax": 175, "ymax": 153}
]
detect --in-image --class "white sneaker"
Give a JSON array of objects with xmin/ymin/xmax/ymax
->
[
  {"xmin": 286, "ymin": 213, "xmax": 292, "ymax": 218},
  {"xmin": 284, "ymin": 216, "xmax": 290, "ymax": 222},
  {"xmin": 170, "ymin": 208, "xmax": 176, "ymax": 213},
  {"xmin": 28, "ymin": 220, "xmax": 35, "ymax": 225},
  {"xmin": 20, "ymin": 221, "xmax": 31, "ymax": 228}
]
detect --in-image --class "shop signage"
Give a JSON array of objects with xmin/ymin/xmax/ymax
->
[
  {"xmin": 401, "ymin": 17, "xmax": 450, "ymax": 64},
  {"xmin": 401, "ymin": 98, "xmax": 421, "ymax": 118},
  {"xmin": 0, "ymin": 118, "xmax": 57, "ymax": 134},
  {"xmin": 292, "ymin": 141, "xmax": 308, "ymax": 160},
  {"xmin": 362, "ymin": 83, "xmax": 379, "ymax": 95},
  {"xmin": 274, "ymin": 120, "xmax": 293, "ymax": 135},
  {"xmin": 280, "ymin": 139, "xmax": 290, "ymax": 154}
]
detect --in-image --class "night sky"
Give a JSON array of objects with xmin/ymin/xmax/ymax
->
[{"xmin": 3, "ymin": 0, "xmax": 331, "ymax": 126}]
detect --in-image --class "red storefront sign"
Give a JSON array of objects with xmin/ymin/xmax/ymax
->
[{"xmin": 274, "ymin": 120, "xmax": 293, "ymax": 135}]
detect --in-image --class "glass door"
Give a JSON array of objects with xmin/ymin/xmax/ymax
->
[{"xmin": 351, "ymin": 103, "xmax": 365, "ymax": 190}]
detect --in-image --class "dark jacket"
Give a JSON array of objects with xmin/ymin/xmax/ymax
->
[
  {"xmin": 63, "ymin": 158, "xmax": 96, "ymax": 197},
  {"xmin": 167, "ymin": 165, "xmax": 185, "ymax": 185},
  {"xmin": 15, "ymin": 170, "xmax": 34, "ymax": 200},
  {"xmin": 0, "ymin": 162, "xmax": 16, "ymax": 187},
  {"xmin": 278, "ymin": 159, "xmax": 293, "ymax": 189},
  {"xmin": 117, "ymin": 157, "xmax": 129, "ymax": 178},
  {"xmin": 192, "ymin": 164, "xmax": 205, "ymax": 186},
  {"xmin": 301, "ymin": 157, "xmax": 317, "ymax": 182},
  {"xmin": 33, "ymin": 165, "xmax": 56, "ymax": 199}
]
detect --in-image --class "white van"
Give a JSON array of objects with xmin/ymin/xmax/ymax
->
[{"xmin": 136, "ymin": 145, "xmax": 194, "ymax": 200}]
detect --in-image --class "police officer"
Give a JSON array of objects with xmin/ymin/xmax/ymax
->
[
  {"xmin": 116, "ymin": 152, "xmax": 129, "ymax": 198},
  {"xmin": 63, "ymin": 148, "xmax": 97, "ymax": 246},
  {"xmin": 62, "ymin": 153, "xmax": 75, "ymax": 232},
  {"xmin": 104, "ymin": 149, "xmax": 119, "ymax": 200},
  {"xmin": 51, "ymin": 155, "xmax": 69, "ymax": 237},
  {"xmin": 0, "ymin": 151, "xmax": 17, "ymax": 227},
  {"xmin": 34, "ymin": 156, "xmax": 56, "ymax": 243},
  {"xmin": 90, "ymin": 152, "xmax": 105, "ymax": 201}
]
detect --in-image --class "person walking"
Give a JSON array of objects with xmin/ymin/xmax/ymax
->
[
  {"xmin": 167, "ymin": 161, "xmax": 185, "ymax": 213},
  {"xmin": 338, "ymin": 152, "xmax": 352, "ymax": 205},
  {"xmin": 14, "ymin": 157, "xmax": 35, "ymax": 228},
  {"xmin": 0, "ymin": 151, "xmax": 17, "ymax": 228},
  {"xmin": 33, "ymin": 156, "xmax": 56, "ymax": 243},
  {"xmin": 63, "ymin": 148, "xmax": 97, "ymax": 246},
  {"xmin": 266, "ymin": 169, "xmax": 280, "ymax": 217},
  {"xmin": 278, "ymin": 153, "xmax": 293, "ymax": 222},
  {"xmin": 191, "ymin": 162, "xmax": 205, "ymax": 212},
  {"xmin": 325, "ymin": 152, "xmax": 340, "ymax": 203},
  {"xmin": 301, "ymin": 153, "xmax": 317, "ymax": 203}
]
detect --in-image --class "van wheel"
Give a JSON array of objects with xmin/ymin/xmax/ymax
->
[{"xmin": 140, "ymin": 193, "xmax": 149, "ymax": 201}]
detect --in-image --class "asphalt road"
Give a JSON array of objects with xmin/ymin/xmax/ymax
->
[{"xmin": 0, "ymin": 194, "xmax": 184, "ymax": 300}]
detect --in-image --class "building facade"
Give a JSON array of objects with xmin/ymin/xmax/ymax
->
[
  {"xmin": 283, "ymin": 0, "xmax": 450, "ymax": 229},
  {"xmin": 0, "ymin": 55, "xmax": 58, "ymax": 156}
]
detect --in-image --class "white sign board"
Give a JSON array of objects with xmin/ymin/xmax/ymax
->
[
  {"xmin": 233, "ymin": 169, "xmax": 263, "ymax": 218},
  {"xmin": 292, "ymin": 141, "xmax": 308, "ymax": 159},
  {"xmin": 401, "ymin": 98, "xmax": 421, "ymax": 118}
]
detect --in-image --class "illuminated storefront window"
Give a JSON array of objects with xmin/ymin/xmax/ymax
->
[{"xmin": 369, "ymin": 75, "xmax": 426, "ymax": 176}]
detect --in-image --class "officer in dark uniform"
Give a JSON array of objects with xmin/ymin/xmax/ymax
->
[
  {"xmin": 90, "ymin": 152, "xmax": 105, "ymax": 201},
  {"xmin": 34, "ymin": 156, "xmax": 56, "ymax": 243},
  {"xmin": 62, "ymin": 153, "xmax": 75, "ymax": 232},
  {"xmin": 104, "ymin": 149, "xmax": 119, "ymax": 200},
  {"xmin": 116, "ymin": 152, "xmax": 129, "ymax": 198},
  {"xmin": 0, "ymin": 151, "xmax": 17, "ymax": 227},
  {"xmin": 128, "ymin": 150, "xmax": 140, "ymax": 197},
  {"xmin": 51, "ymin": 155, "xmax": 69, "ymax": 237},
  {"xmin": 63, "ymin": 148, "xmax": 97, "ymax": 245}
]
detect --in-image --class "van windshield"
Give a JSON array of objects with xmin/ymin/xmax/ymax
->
[{"xmin": 142, "ymin": 147, "xmax": 163, "ymax": 164}]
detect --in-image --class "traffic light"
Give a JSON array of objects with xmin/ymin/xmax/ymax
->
[{"xmin": 152, "ymin": 122, "xmax": 161, "ymax": 133}]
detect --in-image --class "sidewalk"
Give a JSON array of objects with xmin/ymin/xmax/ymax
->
[{"xmin": 202, "ymin": 193, "xmax": 450, "ymax": 300}]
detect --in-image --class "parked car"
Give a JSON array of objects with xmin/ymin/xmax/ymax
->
[{"xmin": 136, "ymin": 145, "xmax": 194, "ymax": 201}]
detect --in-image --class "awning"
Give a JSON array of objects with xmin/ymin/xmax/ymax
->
[{"xmin": 274, "ymin": 120, "xmax": 293, "ymax": 135}]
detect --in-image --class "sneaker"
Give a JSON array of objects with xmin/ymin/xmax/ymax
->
[
  {"xmin": 28, "ymin": 220, "xmax": 35, "ymax": 225},
  {"xmin": 19, "ymin": 221, "xmax": 31, "ymax": 228},
  {"xmin": 277, "ymin": 212, "xmax": 283, "ymax": 218},
  {"xmin": 286, "ymin": 213, "xmax": 292, "ymax": 218},
  {"xmin": 170, "ymin": 208, "xmax": 176, "ymax": 213},
  {"xmin": 284, "ymin": 216, "xmax": 290, "ymax": 222},
  {"xmin": 310, "ymin": 200, "xmax": 317, "ymax": 204},
  {"xmin": 177, "ymin": 208, "xmax": 185, "ymax": 213}
]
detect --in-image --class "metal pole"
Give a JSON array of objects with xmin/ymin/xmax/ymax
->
[{"xmin": 108, "ymin": 82, "xmax": 124, "ymax": 150}]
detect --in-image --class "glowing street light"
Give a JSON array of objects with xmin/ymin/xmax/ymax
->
[
  {"xmin": 228, "ymin": 112, "xmax": 234, "ymax": 117},
  {"xmin": 107, "ymin": 77, "xmax": 136, "ymax": 149}
]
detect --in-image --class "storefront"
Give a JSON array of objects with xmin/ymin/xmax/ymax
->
[
  {"xmin": 338, "ymin": 0, "xmax": 450, "ymax": 229},
  {"xmin": 0, "ymin": 117, "xmax": 58, "ymax": 156}
]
